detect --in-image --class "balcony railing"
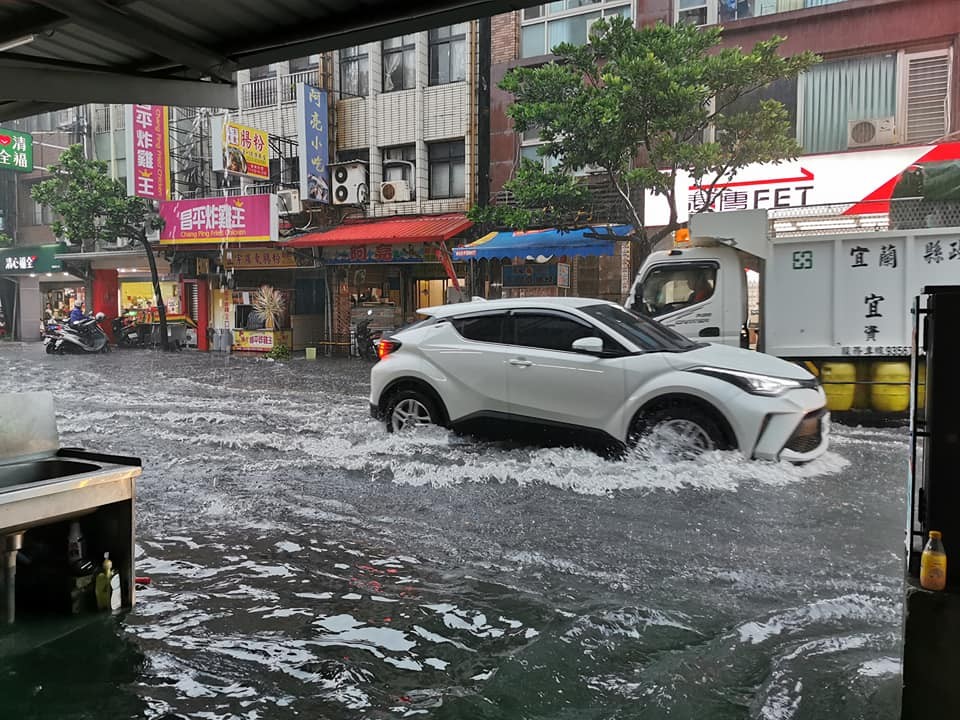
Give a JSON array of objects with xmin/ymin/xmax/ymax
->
[
  {"xmin": 240, "ymin": 69, "xmax": 320, "ymax": 110},
  {"xmin": 92, "ymin": 105, "xmax": 126, "ymax": 134}
]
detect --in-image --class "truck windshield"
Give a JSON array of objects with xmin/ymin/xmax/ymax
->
[
  {"xmin": 633, "ymin": 263, "xmax": 717, "ymax": 317},
  {"xmin": 581, "ymin": 304, "xmax": 699, "ymax": 352}
]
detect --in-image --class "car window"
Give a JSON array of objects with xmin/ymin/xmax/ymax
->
[
  {"xmin": 634, "ymin": 263, "xmax": 717, "ymax": 317},
  {"xmin": 581, "ymin": 303, "xmax": 699, "ymax": 352},
  {"xmin": 451, "ymin": 313, "xmax": 505, "ymax": 343},
  {"xmin": 511, "ymin": 312, "xmax": 621, "ymax": 353}
]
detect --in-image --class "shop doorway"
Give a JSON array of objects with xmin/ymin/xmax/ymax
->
[{"xmin": 415, "ymin": 278, "xmax": 463, "ymax": 310}]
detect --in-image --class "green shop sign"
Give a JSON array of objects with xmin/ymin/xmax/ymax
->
[
  {"xmin": 0, "ymin": 128, "xmax": 33, "ymax": 173},
  {"xmin": 0, "ymin": 245, "xmax": 63, "ymax": 274}
]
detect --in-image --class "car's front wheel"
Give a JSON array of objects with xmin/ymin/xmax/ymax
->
[
  {"xmin": 630, "ymin": 404, "xmax": 730, "ymax": 460},
  {"xmin": 385, "ymin": 389, "xmax": 438, "ymax": 433}
]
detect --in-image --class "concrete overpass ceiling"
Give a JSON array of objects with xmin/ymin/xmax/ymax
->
[{"xmin": 0, "ymin": 0, "xmax": 538, "ymax": 122}]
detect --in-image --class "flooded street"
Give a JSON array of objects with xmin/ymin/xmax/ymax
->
[{"xmin": 0, "ymin": 346, "xmax": 904, "ymax": 719}]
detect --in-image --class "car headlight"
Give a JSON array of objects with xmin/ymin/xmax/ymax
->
[{"xmin": 689, "ymin": 367, "xmax": 816, "ymax": 396}]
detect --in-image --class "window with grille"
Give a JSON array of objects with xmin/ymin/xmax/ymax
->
[
  {"xmin": 429, "ymin": 24, "xmax": 468, "ymax": 85},
  {"xmin": 382, "ymin": 35, "xmax": 416, "ymax": 92},
  {"xmin": 904, "ymin": 50, "xmax": 951, "ymax": 144}
]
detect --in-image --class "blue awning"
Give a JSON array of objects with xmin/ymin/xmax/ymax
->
[{"xmin": 452, "ymin": 225, "xmax": 632, "ymax": 260}]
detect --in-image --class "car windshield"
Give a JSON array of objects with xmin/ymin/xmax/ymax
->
[{"xmin": 580, "ymin": 303, "xmax": 700, "ymax": 352}]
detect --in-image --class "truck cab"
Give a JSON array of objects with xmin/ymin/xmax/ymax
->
[{"xmin": 628, "ymin": 243, "xmax": 749, "ymax": 348}]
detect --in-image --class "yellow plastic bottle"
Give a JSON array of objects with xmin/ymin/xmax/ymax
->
[
  {"xmin": 920, "ymin": 531, "xmax": 947, "ymax": 591},
  {"xmin": 95, "ymin": 552, "xmax": 114, "ymax": 610}
]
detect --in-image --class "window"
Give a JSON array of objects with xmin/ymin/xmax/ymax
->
[
  {"xmin": 512, "ymin": 311, "xmax": 601, "ymax": 352},
  {"xmin": 452, "ymin": 313, "xmax": 506, "ymax": 343},
  {"xmin": 249, "ymin": 65, "xmax": 275, "ymax": 81},
  {"xmin": 677, "ymin": 0, "xmax": 852, "ymax": 26},
  {"xmin": 382, "ymin": 34, "xmax": 416, "ymax": 92},
  {"xmin": 801, "ymin": 54, "xmax": 896, "ymax": 154},
  {"xmin": 633, "ymin": 263, "xmax": 717, "ymax": 318},
  {"xmin": 722, "ymin": 77, "xmax": 798, "ymax": 142},
  {"xmin": 340, "ymin": 45, "xmax": 369, "ymax": 97},
  {"xmin": 520, "ymin": 127, "xmax": 562, "ymax": 172},
  {"xmin": 428, "ymin": 141, "xmax": 465, "ymax": 199},
  {"xmin": 383, "ymin": 145, "xmax": 416, "ymax": 185},
  {"xmin": 520, "ymin": 1, "xmax": 631, "ymax": 59},
  {"xmin": 904, "ymin": 50, "xmax": 951, "ymax": 144},
  {"xmin": 337, "ymin": 148, "xmax": 370, "ymax": 164},
  {"xmin": 429, "ymin": 24, "xmax": 468, "ymax": 85},
  {"xmin": 581, "ymin": 303, "xmax": 698, "ymax": 352},
  {"xmin": 289, "ymin": 55, "xmax": 317, "ymax": 74}
]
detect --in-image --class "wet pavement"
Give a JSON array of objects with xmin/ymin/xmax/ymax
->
[{"xmin": 0, "ymin": 345, "xmax": 904, "ymax": 719}]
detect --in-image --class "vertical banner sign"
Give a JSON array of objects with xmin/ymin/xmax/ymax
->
[
  {"xmin": 125, "ymin": 105, "xmax": 170, "ymax": 201},
  {"xmin": 0, "ymin": 128, "xmax": 33, "ymax": 172},
  {"xmin": 296, "ymin": 84, "xmax": 330, "ymax": 204},
  {"xmin": 222, "ymin": 121, "xmax": 269, "ymax": 180}
]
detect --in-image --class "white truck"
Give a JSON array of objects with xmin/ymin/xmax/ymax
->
[{"xmin": 626, "ymin": 208, "xmax": 960, "ymax": 413}]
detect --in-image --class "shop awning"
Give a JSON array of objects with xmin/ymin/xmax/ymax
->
[
  {"xmin": 452, "ymin": 225, "xmax": 632, "ymax": 260},
  {"xmin": 283, "ymin": 213, "xmax": 473, "ymax": 248}
]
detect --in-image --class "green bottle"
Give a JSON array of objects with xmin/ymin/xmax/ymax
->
[{"xmin": 95, "ymin": 552, "xmax": 114, "ymax": 610}]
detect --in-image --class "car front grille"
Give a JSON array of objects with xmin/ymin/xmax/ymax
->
[{"xmin": 784, "ymin": 409, "xmax": 826, "ymax": 454}]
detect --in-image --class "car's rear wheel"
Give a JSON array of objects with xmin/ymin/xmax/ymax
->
[
  {"xmin": 385, "ymin": 389, "xmax": 438, "ymax": 433},
  {"xmin": 630, "ymin": 404, "xmax": 730, "ymax": 460}
]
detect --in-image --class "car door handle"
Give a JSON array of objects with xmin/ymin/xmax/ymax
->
[
  {"xmin": 699, "ymin": 326, "xmax": 720, "ymax": 337},
  {"xmin": 509, "ymin": 358, "xmax": 532, "ymax": 367}
]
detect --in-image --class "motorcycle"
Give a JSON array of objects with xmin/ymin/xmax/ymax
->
[
  {"xmin": 355, "ymin": 311, "xmax": 381, "ymax": 361},
  {"xmin": 111, "ymin": 315, "xmax": 142, "ymax": 348},
  {"xmin": 44, "ymin": 312, "xmax": 109, "ymax": 354}
]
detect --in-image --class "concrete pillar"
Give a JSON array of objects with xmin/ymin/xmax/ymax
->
[
  {"xmin": 16, "ymin": 275, "xmax": 41, "ymax": 342},
  {"xmin": 91, "ymin": 268, "xmax": 119, "ymax": 344},
  {"xmin": 901, "ymin": 581, "xmax": 960, "ymax": 718}
]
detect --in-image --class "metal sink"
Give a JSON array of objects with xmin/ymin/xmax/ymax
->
[{"xmin": 0, "ymin": 459, "xmax": 102, "ymax": 491}]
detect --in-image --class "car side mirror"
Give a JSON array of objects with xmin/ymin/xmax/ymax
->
[{"xmin": 571, "ymin": 336, "xmax": 604, "ymax": 354}]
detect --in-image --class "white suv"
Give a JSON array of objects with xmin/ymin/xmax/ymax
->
[{"xmin": 369, "ymin": 297, "xmax": 828, "ymax": 462}]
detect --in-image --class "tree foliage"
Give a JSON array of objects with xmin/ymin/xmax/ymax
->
[
  {"xmin": 30, "ymin": 144, "xmax": 161, "ymax": 252},
  {"xmin": 471, "ymin": 18, "xmax": 819, "ymax": 260}
]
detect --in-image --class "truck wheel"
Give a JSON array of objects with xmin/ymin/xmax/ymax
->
[
  {"xmin": 630, "ymin": 404, "xmax": 730, "ymax": 459},
  {"xmin": 385, "ymin": 389, "xmax": 438, "ymax": 433}
]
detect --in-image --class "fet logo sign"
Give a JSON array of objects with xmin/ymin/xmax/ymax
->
[{"xmin": 689, "ymin": 168, "xmax": 816, "ymax": 213}]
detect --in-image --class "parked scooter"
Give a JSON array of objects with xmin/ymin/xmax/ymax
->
[
  {"xmin": 111, "ymin": 315, "xmax": 142, "ymax": 348},
  {"xmin": 44, "ymin": 312, "xmax": 109, "ymax": 354},
  {"xmin": 355, "ymin": 311, "xmax": 381, "ymax": 361}
]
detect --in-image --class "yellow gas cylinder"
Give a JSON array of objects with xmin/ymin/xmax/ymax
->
[
  {"xmin": 870, "ymin": 361, "xmax": 911, "ymax": 413},
  {"xmin": 821, "ymin": 362, "xmax": 856, "ymax": 412}
]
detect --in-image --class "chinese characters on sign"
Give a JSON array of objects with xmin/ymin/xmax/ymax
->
[
  {"xmin": 4, "ymin": 255, "xmax": 37, "ymax": 271},
  {"xmin": 922, "ymin": 239, "xmax": 960, "ymax": 264},
  {"xmin": 125, "ymin": 105, "xmax": 170, "ymax": 201},
  {"xmin": 296, "ymin": 84, "xmax": 330, "ymax": 204},
  {"xmin": 0, "ymin": 128, "xmax": 33, "ymax": 173},
  {"xmin": 158, "ymin": 195, "xmax": 279, "ymax": 245},
  {"xmin": 688, "ymin": 169, "xmax": 815, "ymax": 213},
  {"xmin": 222, "ymin": 121, "xmax": 269, "ymax": 180},
  {"xmin": 326, "ymin": 243, "xmax": 425, "ymax": 264},
  {"xmin": 224, "ymin": 249, "xmax": 299, "ymax": 269}
]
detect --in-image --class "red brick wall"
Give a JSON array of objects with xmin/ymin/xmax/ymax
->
[{"xmin": 492, "ymin": 12, "xmax": 518, "ymax": 65}]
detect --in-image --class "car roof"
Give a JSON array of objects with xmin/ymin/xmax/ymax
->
[{"xmin": 418, "ymin": 296, "xmax": 616, "ymax": 318}]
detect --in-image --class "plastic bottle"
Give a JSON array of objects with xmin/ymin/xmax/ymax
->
[
  {"xmin": 920, "ymin": 530, "xmax": 947, "ymax": 591},
  {"xmin": 67, "ymin": 521, "xmax": 85, "ymax": 564},
  {"xmin": 95, "ymin": 552, "xmax": 114, "ymax": 610}
]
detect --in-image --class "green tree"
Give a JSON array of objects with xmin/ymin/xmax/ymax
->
[
  {"xmin": 471, "ymin": 17, "xmax": 819, "ymax": 268},
  {"xmin": 31, "ymin": 144, "xmax": 171, "ymax": 349}
]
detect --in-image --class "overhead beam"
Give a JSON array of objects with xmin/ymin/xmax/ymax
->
[
  {"xmin": 231, "ymin": 0, "xmax": 539, "ymax": 69},
  {"xmin": 29, "ymin": 0, "xmax": 236, "ymax": 81},
  {"xmin": 0, "ymin": 101, "xmax": 72, "ymax": 124},
  {"xmin": 0, "ymin": 67, "xmax": 237, "ymax": 110}
]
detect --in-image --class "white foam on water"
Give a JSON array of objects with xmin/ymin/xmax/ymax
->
[
  {"xmin": 275, "ymin": 541, "xmax": 303, "ymax": 553},
  {"xmin": 736, "ymin": 594, "xmax": 898, "ymax": 646},
  {"xmin": 858, "ymin": 656, "xmax": 901, "ymax": 678}
]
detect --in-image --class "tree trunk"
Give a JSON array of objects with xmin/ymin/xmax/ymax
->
[{"xmin": 138, "ymin": 230, "xmax": 169, "ymax": 351}]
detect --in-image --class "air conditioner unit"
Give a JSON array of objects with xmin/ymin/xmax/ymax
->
[
  {"xmin": 380, "ymin": 180, "xmax": 412, "ymax": 203},
  {"xmin": 276, "ymin": 188, "xmax": 301, "ymax": 215},
  {"xmin": 848, "ymin": 117, "xmax": 898, "ymax": 148},
  {"xmin": 331, "ymin": 161, "xmax": 369, "ymax": 205}
]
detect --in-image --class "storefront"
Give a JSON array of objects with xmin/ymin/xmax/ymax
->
[
  {"xmin": 0, "ymin": 244, "xmax": 77, "ymax": 340},
  {"xmin": 452, "ymin": 225, "xmax": 632, "ymax": 302},
  {"xmin": 284, "ymin": 213, "xmax": 473, "ymax": 351}
]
